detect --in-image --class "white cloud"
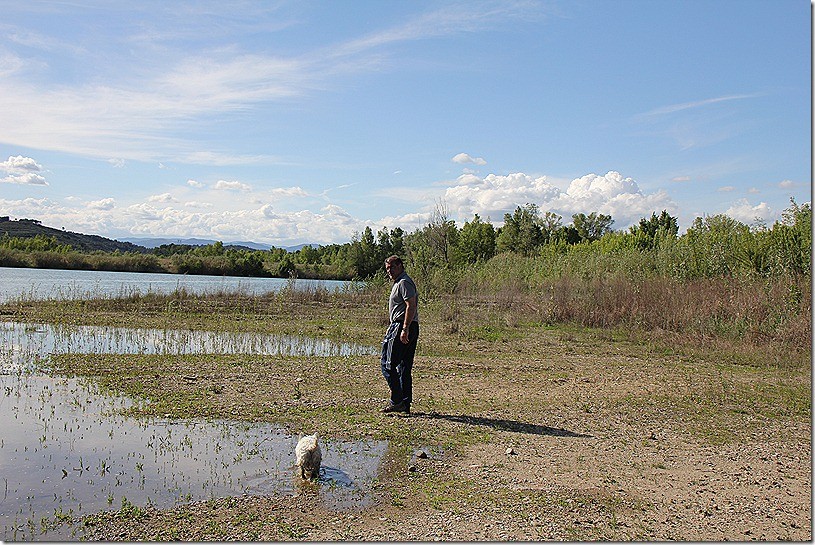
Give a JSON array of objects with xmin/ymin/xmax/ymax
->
[
  {"xmin": 718, "ymin": 186, "xmax": 736, "ymax": 192},
  {"xmin": 671, "ymin": 175, "xmax": 691, "ymax": 183},
  {"xmin": 2, "ymin": 155, "xmax": 43, "ymax": 172},
  {"xmin": 269, "ymin": 186, "xmax": 309, "ymax": 198},
  {"xmin": 148, "ymin": 193, "xmax": 177, "ymax": 203},
  {"xmin": 184, "ymin": 201, "xmax": 213, "ymax": 209},
  {"xmin": 87, "ymin": 198, "xmax": 116, "ymax": 210},
  {"xmin": 214, "ymin": 180, "xmax": 251, "ymax": 191},
  {"xmin": 1, "ymin": 172, "xmax": 48, "ymax": 185},
  {"xmin": 108, "ymin": 158, "xmax": 126, "ymax": 168},
  {"xmin": 452, "ymin": 152, "xmax": 487, "ymax": 166},
  {"xmin": 725, "ymin": 199, "xmax": 772, "ymax": 224},
  {"xmin": 778, "ymin": 179, "xmax": 795, "ymax": 189},
  {"xmin": 0, "ymin": 155, "xmax": 47, "ymax": 184},
  {"xmin": 443, "ymin": 170, "xmax": 675, "ymax": 227},
  {"xmin": 187, "ymin": 179, "xmax": 203, "ymax": 188},
  {"xmin": 638, "ymin": 94, "xmax": 759, "ymax": 118}
]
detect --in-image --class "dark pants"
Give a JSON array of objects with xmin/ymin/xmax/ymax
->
[{"xmin": 381, "ymin": 321, "xmax": 419, "ymax": 406}]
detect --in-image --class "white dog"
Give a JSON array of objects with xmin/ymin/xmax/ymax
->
[{"xmin": 295, "ymin": 434, "xmax": 322, "ymax": 480}]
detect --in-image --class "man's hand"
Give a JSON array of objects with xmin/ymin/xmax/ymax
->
[{"xmin": 400, "ymin": 328, "xmax": 409, "ymax": 344}]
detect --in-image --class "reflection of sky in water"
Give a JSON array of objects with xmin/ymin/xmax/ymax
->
[
  {"xmin": 0, "ymin": 266, "xmax": 353, "ymax": 303},
  {"xmin": 1, "ymin": 376, "xmax": 387, "ymax": 541},
  {"xmin": 0, "ymin": 321, "xmax": 376, "ymax": 373}
]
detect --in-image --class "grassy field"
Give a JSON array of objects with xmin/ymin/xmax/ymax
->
[{"xmin": 2, "ymin": 285, "xmax": 810, "ymax": 540}]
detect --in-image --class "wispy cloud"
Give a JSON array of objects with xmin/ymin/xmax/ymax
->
[
  {"xmin": 637, "ymin": 94, "xmax": 760, "ymax": 118},
  {"xmin": 0, "ymin": 1, "xmax": 547, "ymax": 166},
  {"xmin": 327, "ymin": 1, "xmax": 546, "ymax": 58}
]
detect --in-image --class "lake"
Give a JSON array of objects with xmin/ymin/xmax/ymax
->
[{"xmin": 0, "ymin": 267, "xmax": 354, "ymax": 303}]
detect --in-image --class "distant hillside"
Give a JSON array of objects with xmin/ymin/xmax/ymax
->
[
  {"xmin": 123, "ymin": 236, "xmax": 307, "ymax": 252},
  {"xmin": 123, "ymin": 236, "xmax": 274, "ymax": 251},
  {"xmin": 0, "ymin": 218, "xmax": 147, "ymax": 253}
]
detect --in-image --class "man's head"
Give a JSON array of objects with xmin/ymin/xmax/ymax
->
[{"xmin": 384, "ymin": 255, "xmax": 404, "ymax": 282}]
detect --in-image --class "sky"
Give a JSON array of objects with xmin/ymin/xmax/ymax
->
[{"xmin": 0, "ymin": 0, "xmax": 810, "ymax": 247}]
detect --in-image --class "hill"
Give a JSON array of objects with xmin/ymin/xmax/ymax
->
[
  {"xmin": 0, "ymin": 218, "xmax": 147, "ymax": 253},
  {"xmin": 122, "ymin": 236, "xmax": 275, "ymax": 251}
]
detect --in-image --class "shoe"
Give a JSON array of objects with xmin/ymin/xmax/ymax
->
[{"xmin": 381, "ymin": 401, "xmax": 410, "ymax": 414}]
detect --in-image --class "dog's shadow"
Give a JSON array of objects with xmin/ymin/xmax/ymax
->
[{"xmin": 412, "ymin": 411, "xmax": 592, "ymax": 438}]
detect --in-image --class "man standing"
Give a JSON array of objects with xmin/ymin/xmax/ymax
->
[{"xmin": 381, "ymin": 255, "xmax": 419, "ymax": 414}]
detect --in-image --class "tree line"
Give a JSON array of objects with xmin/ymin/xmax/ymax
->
[{"xmin": 0, "ymin": 199, "xmax": 810, "ymax": 287}]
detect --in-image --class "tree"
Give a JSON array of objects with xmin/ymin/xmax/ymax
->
[
  {"xmin": 629, "ymin": 210, "xmax": 679, "ymax": 249},
  {"xmin": 496, "ymin": 204, "xmax": 544, "ymax": 256},
  {"xmin": 572, "ymin": 212, "xmax": 614, "ymax": 242},
  {"xmin": 454, "ymin": 214, "xmax": 496, "ymax": 266},
  {"xmin": 539, "ymin": 211, "xmax": 563, "ymax": 243}
]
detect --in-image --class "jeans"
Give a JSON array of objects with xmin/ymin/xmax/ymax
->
[{"xmin": 381, "ymin": 321, "xmax": 419, "ymax": 406}]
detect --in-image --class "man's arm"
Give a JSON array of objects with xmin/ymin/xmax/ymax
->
[{"xmin": 400, "ymin": 296, "xmax": 417, "ymax": 344}]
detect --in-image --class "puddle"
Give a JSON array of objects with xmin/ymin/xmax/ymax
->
[
  {"xmin": 1, "ymin": 375, "xmax": 387, "ymax": 541},
  {"xmin": 0, "ymin": 321, "xmax": 377, "ymax": 374}
]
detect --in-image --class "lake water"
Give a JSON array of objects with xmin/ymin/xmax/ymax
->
[{"xmin": 0, "ymin": 267, "xmax": 354, "ymax": 303}]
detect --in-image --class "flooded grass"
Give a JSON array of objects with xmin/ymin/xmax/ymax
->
[
  {"xmin": 1, "ymin": 375, "xmax": 386, "ymax": 541},
  {"xmin": 0, "ymin": 313, "xmax": 385, "ymax": 541},
  {"xmin": 0, "ymin": 321, "xmax": 376, "ymax": 374}
]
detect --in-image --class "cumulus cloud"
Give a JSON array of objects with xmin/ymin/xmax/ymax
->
[
  {"xmin": 718, "ymin": 186, "xmax": 736, "ymax": 192},
  {"xmin": 443, "ymin": 170, "xmax": 675, "ymax": 227},
  {"xmin": 87, "ymin": 198, "xmax": 116, "ymax": 210},
  {"xmin": 725, "ymin": 199, "xmax": 772, "ymax": 224},
  {"xmin": 184, "ymin": 201, "xmax": 213, "ymax": 209},
  {"xmin": 187, "ymin": 179, "xmax": 204, "ymax": 188},
  {"xmin": 452, "ymin": 152, "xmax": 486, "ymax": 166},
  {"xmin": 779, "ymin": 179, "xmax": 795, "ymax": 189},
  {"xmin": 1, "ymin": 155, "xmax": 48, "ymax": 185},
  {"xmin": 108, "ymin": 158, "xmax": 126, "ymax": 168},
  {"xmin": 269, "ymin": 186, "xmax": 309, "ymax": 198},
  {"xmin": 2, "ymin": 155, "xmax": 42, "ymax": 172},
  {"xmin": 2, "ymin": 172, "xmax": 48, "ymax": 185},
  {"xmin": 214, "ymin": 180, "xmax": 251, "ymax": 191},
  {"xmin": 148, "ymin": 193, "xmax": 177, "ymax": 203}
]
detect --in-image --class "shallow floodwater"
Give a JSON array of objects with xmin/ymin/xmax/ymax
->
[
  {"xmin": 0, "ymin": 321, "xmax": 377, "ymax": 373},
  {"xmin": 1, "ymin": 375, "xmax": 387, "ymax": 541},
  {"xmin": 0, "ymin": 320, "xmax": 384, "ymax": 541}
]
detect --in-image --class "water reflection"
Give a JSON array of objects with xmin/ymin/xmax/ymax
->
[
  {"xmin": 1, "ymin": 375, "xmax": 387, "ymax": 541},
  {"xmin": 0, "ymin": 321, "xmax": 377, "ymax": 373},
  {"xmin": 0, "ymin": 266, "xmax": 353, "ymax": 303}
]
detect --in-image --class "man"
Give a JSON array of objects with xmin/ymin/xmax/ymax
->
[{"xmin": 380, "ymin": 255, "xmax": 419, "ymax": 414}]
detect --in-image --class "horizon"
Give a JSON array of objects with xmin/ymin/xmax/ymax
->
[{"xmin": 0, "ymin": 1, "xmax": 810, "ymax": 247}]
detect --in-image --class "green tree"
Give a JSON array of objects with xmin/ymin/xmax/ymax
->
[
  {"xmin": 572, "ymin": 212, "xmax": 614, "ymax": 242},
  {"xmin": 496, "ymin": 204, "xmax": 544, "ymax": 256},
  {"xmin": 629, "ymin": 210, "xmax": 679, "ymax": 249},
  {"xmin": 454, "ymin": 214, "xmax": 496, "ymax": 266}
]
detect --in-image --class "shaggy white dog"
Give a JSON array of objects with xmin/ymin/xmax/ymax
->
[{"xmin": 295, "ymin": 434, "xmax": 322, "ymax": 480}]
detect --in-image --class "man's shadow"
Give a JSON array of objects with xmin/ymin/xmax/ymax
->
[{"xmin": 413, "ymin": 411, "xmax": 592, "ymax": 438}]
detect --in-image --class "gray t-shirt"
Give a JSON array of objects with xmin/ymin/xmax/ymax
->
[{"xmin": 389, "ymin": 272, "xmax": 419, "ymax": 324}]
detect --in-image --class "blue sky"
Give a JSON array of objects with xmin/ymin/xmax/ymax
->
[{"xmin": 0, "ymin": 0, "xmax": 810, "ymax": 246}]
